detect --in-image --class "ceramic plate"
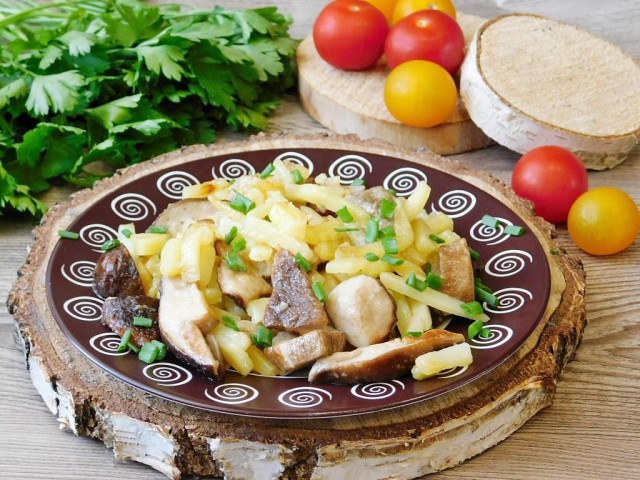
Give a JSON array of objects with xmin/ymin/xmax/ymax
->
[{"xmin": 46, "ymin": 148, "xmax": 551, "ymax": 418}]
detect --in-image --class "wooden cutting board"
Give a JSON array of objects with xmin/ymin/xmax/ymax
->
[
  {"xmin": 297, "ymin": 13, "xmax": 494, "ymax": 155},
  {"xmin": 7, "ymin": 134, "xmax": 586, "ymax": 480}
]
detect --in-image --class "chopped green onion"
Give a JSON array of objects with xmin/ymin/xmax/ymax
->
[
  {"xmin": 474, "ymin": 277, "xmax": 492, "ymax": 293},
  {"xmin": 225, "ymin": 251, "xmax": 247, "ymax": 272},
  {"xmin": 127, "ymin": 342, "xmax": 140, "ymax": 354},
  {"xmin": 468, "ymin": 319, "xmax": 484, "ymax": 339},
  {"xmin": 117, "ymin": 329, "xmax": 133, "ymax": 352},
  {"xmin": 380, "ymin": 198, "xmax": 397, "ymax": 219},
  {"xmin": 365, "ymin": 217, "xmax": 379, "ymax": 243},
  {"xmin": 505, "ymin": 225, "xmax": 525, "ymax": 236},
  {"xmin": 479, "ymin": 328, "xmax": 492, "ymax": 339},
  {"xmin": 468, "ymin": 246, "xmax": 480, "ymax": 260},
  {"xmin": 387, "ymin": 188, "xmax": 397, "ymax": 196},
  {"xmin": 222, "ymin": 315, "xmax": 239, "ymax": 331},
  {"xmin": 460, "ymin": 301, "xmax": 484, "ymax": 316},
  {"xmin": 230, "ymin": 236, "xmax": 247, "ymax": 252},
  {"xmin": 133, "ymin": 316, "xmax": 153, "ymax": 328},
  {"xmin": 550, "ymin": 249, "xmax": 559, "ymax": 255},
  {"xmin": 148, "ymin": 225, "xmax": 167, "ymax": 234},
  {"xmin": 404, "ymin": 331, "xmax": 423, "ymax": 337},
  {"xmin": 429, "ymin": 234, "xmax": 445, "ymax": 244},
  {"xmin": 351, "ymin": 178, "xmax": 365, "ymax": 187},
  {"xmin": 121, "ymin": 228, "xmax": 133, "ymax": 238},
  {"xmin": 381, "ymin": 237, "xmax": 398, "ymax": 254},
  {"xmin": 229, "ymin": 191, "xmax": 256, "ymax": 214},
  {"xmin": 150, "ymin": 340, "xmax": 167, "ymax": 360},
  {"xmin": 138, "ymin": 342, "xmax": 159, "ymax": 364},
  {"xmin": 426, "ymin": 272, "xmax": 443, "ymax": 290},
  {"xmin": 381, "ymin": 255, "xmax": 404, "ymax": 266},
  {"xmin": 406, "ymin": 272, "xmax": 427, "ymax": 292},
  {"xmin": 292, "ymin": 169, "xmax": 304, "ymax": 184},
  {"xmin": 336, "ymin": 206, "xmax": 354, "ymax": 223},
  {"xmin": 295, "ymin": 252, "xmax": 312, "ymax": 272},
  {"xmin": 260, "ymin": 163, "xmax": 275, "ymax": 179},
  {"xmin": 251, "ymin": 325, "xmax": 274, "ymax": 348},
  {"xmin": 229, "ymin": 179, "xmax": 236, "ymax": 185},
  {"xmin": 58, "ymin": 229, "xmax": 79, "ymax": 240},
  {"xmin": 224, "ymin": 226, "xmax": 238, "ymax": 245},
  {"xmin": 312, "ymin": 281, "xmax": 328, "ymax": 302},
  {"xmin": 475, "ymin": 286, "xmax": 499, "ymax": 308},
  {"xmin": 378, "ymin": 226, "xmax": 396, "ymax": 239},
  {"xmin": 364, "ymin": 252, "xmax": 379, "ymax": 262},
  {"xmin": 424, "ymin": 263, "xmax": 432, "ymax": 275},
  {"xmin": 334, "ymin": 227, "xmax": 360, "ymax": 232},
  {"xmin": 101, "ymin": 238, "xmax": 120, "ymax": 251},
  {"xmin": 481, "ymin": 214, "xmax": 499, "ymax": 229}
]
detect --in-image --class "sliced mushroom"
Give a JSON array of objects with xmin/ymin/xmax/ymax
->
[
  {"xmin": 438, "ymin": 238, "xmax": 475, "ymax": 303},
  {"xmin": 153, "ymin": 198, "xmax": 219, "ymax": 237},
  {"xmin": 215, "ymin": 240, "xmax": 272, "ymax": 308},
  {"xmin": 101, "ymin": 295, "xmax": 160, "ymax": 348},
  {"xmin": 158, "ymin": 276, "xmax": 225, "ymax": 379},
  {"xmin": 347, "ymin": 186, "xmax": 394, "ymax": 217},
  {"xmin": 325, "ymin": 275, "xmax": 396, "ymax": 347},
  {"xmin": 308, "ymin": 330, "xmax": 465, "ymax": 384},
  {"xmin": 93, "ymin": 244, "xmax": 145, "ymax": 298},
  {"xmin": 263, "ymin": 249, "xmax": 329, "ymax": 335},
  {"xmin": 263, "ymin": 329, "xmax": 347, "ymax": 375}
]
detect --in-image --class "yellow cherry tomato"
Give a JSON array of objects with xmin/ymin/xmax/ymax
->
[
  {"xmin": 384, "ymin": 60, "xmax": 457, "ymax": 128},
  {"xmin": 391, "ymin": 0, "xmax": 457, "ymax": 24},
  {"xmin": 363, "ymin": 0, "xmax": 398, "ymax": 23},
  {"xmin": 567, "ymin": 187, "xmax": 640, "ymax": 256}
]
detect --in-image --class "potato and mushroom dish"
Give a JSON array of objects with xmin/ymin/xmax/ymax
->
[{"xmin": 94, "ymin": 159, "xmax": 489, "ymax": 384}]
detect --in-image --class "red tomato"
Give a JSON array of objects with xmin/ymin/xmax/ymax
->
[
  {"xmin": 384, "ymin": 10, "xmax": 465, "ymax": 74},
  {"xmin": 313, "ymin": 0, "xmax": 389, "ymax": 71},
  {"xmin": 511, "ymin": 146, "xmax": 588, "ymax": 224}
]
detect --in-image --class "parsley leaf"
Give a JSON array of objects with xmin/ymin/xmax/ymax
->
[{"xmin": 0, "ymin": 0, "xmax": 299, "ymax": 218}]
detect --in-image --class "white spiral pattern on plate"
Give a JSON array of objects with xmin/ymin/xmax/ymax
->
[
  {"xmin": 437, "ymin": 365, "xmax": 469, "ymax": 378},
  {"xmin": 63, "ymin": 296, "xmax": 103, "ymax": 321},
  {"xmin": 484, "ymin": 287, "xmax": 533, "ymax": 314},
  {"xmin": 383, "ymin": 167, "xmax": 428, "ymax": 196},
  {"xmin": 205, "ymin": 384, "xmax": 259, "ymax": 405},
  {"xmin": 469, "ymin": 325, "xmax": 513, "ymax": 349},
  {"xmin": 79, "ymin": 224, "xmax": 118, "ymax": 252},
  {"xmin": 61, "ymin": 260, "xmax": 95, "ymax": 287},
  {"xmin": 156, "ymin": 171, "xmax": 199, "ymax": 199},
  {"xmin": 89, "ymin": 332, "xmax": 129, "ymax": 356},
  {"xmin": 484, "ymin": 250, "xmax": 533, "ymax": 277},
  {"xmin": 212, "ymin": 158, "xmax": 255, "ymax": 179},
  {"xmin": 278, "ymin": 387, "xmax": 333, "ymax": 408},
  {"xmin": 110, "ymin": 193, "xmax": 157, "ymax": 222},
  {"xmin": 434, "ymin": 190, "xmax": 477, "ymax": 218},
  {"xmin": 327, "ymin": 154, "xmax": 373, "ymax": 184},
  {"xmin": 274, "ymin": 151, "xmax": 314, "ymax": 175},
  {"xmin": 469, "ymin": 217, "xmax": 513, "ymax": 245},
  {"xmin": 350, "ymin": 379, "xmax": 405, "ymax": 400},
  {"xmin": 142, "ymin": 362, "xmax": 193, "ymax": 387}
]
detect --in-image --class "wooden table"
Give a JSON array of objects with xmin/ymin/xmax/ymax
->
[{"xmin": 1, "ymin": 1, "xmax": 638, "ymax": 478}]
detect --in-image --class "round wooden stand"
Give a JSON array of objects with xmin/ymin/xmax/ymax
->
[
  {"xmin": 297, "ymin": 14, "xmax": 494, "ymax": 155},
  {"xmin": 8, "ymin": 134, "xmax": 586, "ymax": 480}
]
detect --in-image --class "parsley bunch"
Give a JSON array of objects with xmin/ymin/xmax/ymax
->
[{"xmin": 0, "ymin": 0, "xmax": 299, "ymax": 218}]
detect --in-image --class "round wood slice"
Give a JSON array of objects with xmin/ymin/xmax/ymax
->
[
  {"xmin": 8, "ymin": 134, "xmax": 586, "ymax": 480},
  {"xmin": 297, "ymin": 14, "xmax": 494, "ymax": 156},
  {"xmin": 460, "ymin": 13, "xmax": 640, "ymax": 170}
]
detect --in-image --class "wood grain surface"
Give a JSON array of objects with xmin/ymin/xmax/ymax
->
[{"xmin": 1, "ymin": 1, "xmax": 639, "ymax": 479}]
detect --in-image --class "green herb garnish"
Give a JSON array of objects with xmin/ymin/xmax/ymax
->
[
  {"xmin": 58, "ymin": 230, "xmax": 79, "ymax": 240},
  {"xmin": 133, "ymin": 316, "xmax": 153, "ymax": 327},
  {"xmin": 336, "ymin": 206, "xmax": 354, "ymax": 223}
]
